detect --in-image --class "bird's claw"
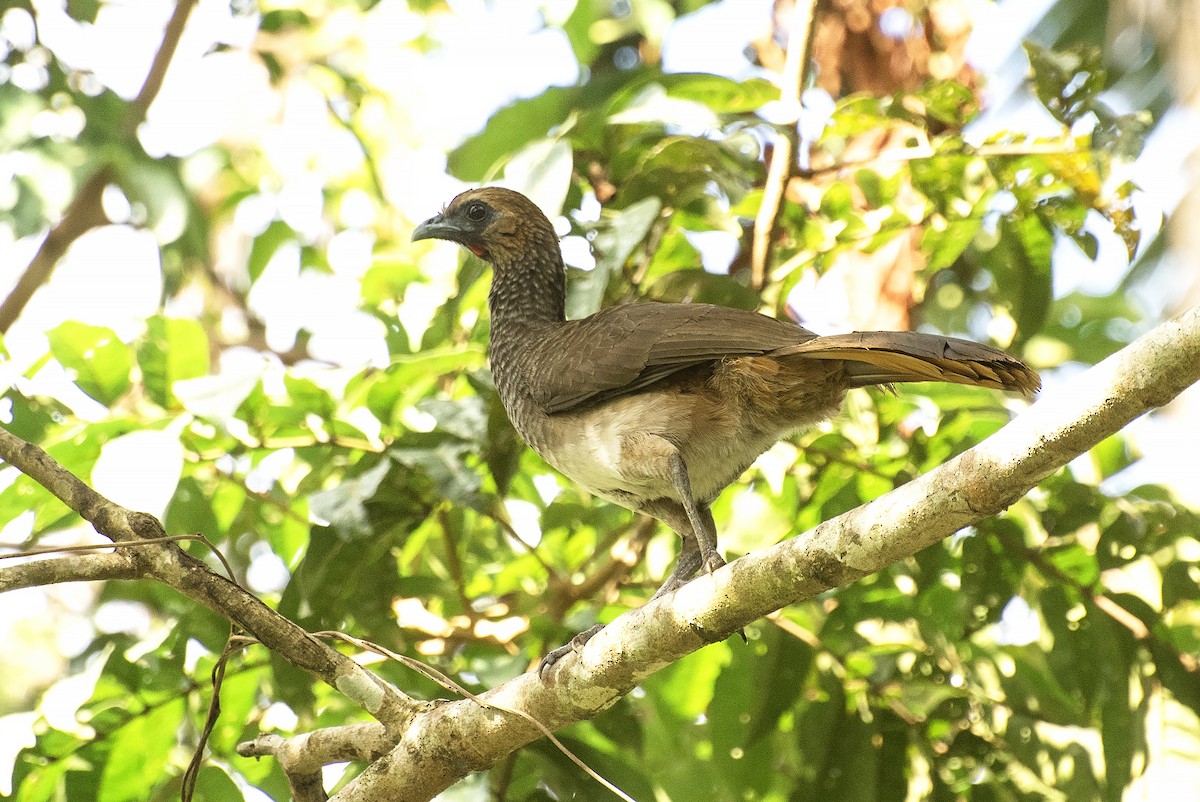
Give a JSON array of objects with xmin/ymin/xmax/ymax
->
[
  {"xmin": 696, "ymin": 552, "xmax": 744, "ymax": 642},
  {"xmin": 701, "ymin": 551, "xmax": 727, "ymax": 575},
  {"xmin": 538, "ymin": 624, "xmax": 604, "ymax": 680}
]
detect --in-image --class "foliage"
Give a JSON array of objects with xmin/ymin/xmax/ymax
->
[{"xmin": 0, "ymin": 0, "xmax": 1196, "ymax": 800}]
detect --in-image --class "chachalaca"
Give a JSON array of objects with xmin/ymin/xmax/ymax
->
[{"xmin": 412, "ymin": 187, "xmax": 1040, "ymax": 672}]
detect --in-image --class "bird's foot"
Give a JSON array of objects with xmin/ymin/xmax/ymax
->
[
  {"xmin": 695, "ymin": 551, "xmax": 745, "ymax": 643},
  {"xmin": 538, "ymin": 624, "xmax": 603, "ymax": 680},
  {"xmin": 701, "ymin": 551, "xmax": 727, "ymax": 575}
]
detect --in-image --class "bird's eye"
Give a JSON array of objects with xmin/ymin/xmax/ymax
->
[{"xmin": 465, "ymin": 202, "xmax": 487, "ymax": 222}]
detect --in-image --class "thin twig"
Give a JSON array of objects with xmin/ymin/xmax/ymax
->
[
  {"xmin": 0, "ymin": 533, "xmax": 238, "ymax": 580},
  {"xmin": 437, "ymin": 505, "xmax": 476, "ymax": 619},
  {"xmin": 750, "ymin": 0, "xmax": 817, "ymax": 291},
  {"xmin": 128, "ymin": 0, "xmax": 198, "ymax": 128},
  {"xmin": 182, "ymin": 624, "xmax": 237, "ymax": 802}
]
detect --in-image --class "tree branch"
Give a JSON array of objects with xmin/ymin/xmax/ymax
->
[
  {"xmin": 333, "ymin": 303, "xmax": 1200, "ymax": 801},
  {"xmin": 0, "ymin": 426, "xmax": 423, "ymax": 732},
  {"xmin": 238, "ymin": 724, "xmax": 392, "ymax": 802},
  {"xmin": 0, "ymin": 551, "xmax": 142, "ymax": 591},
  {"xmin": 238, "ymin": 724, "xmax": 392, "ymax": 775},
  {"xmin": 0, "ymin": 0, "xmax": 198, "ymax": 333},
  {"xmin": 0, "ymin": 168, "xmax": 111, "ymax": 333},
  {"xmin": 128, "ymin": 0, "xmax": 197, "ymax": 130},
  {"xmin": 750, "ymin": 0, "xmax": 817, "ymax": 291}
]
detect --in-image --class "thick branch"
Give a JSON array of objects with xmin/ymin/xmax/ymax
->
[
  {"xmin": 0, "ymin": 427, "xmax": 422, "ymax": 731},
  {"xmin": 334, "ymin": 304, "xmax": 1200, "ymax": 801}
]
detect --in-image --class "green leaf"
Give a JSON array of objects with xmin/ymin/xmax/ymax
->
[
  {"xmin": 448, "ymin": 87, "xmax": 580, "ymax": 181},
  {"xmin": 357, "ymin": 346, "xmax": 486, "ymax": 424},
  {"xmin": 47, "ymin": 322, "xmax": 132, "ymax": 406},
  {"xmin": 819, "ymin": 709, "xmax": 880, "ymax": 802},
  {"xmin": 98, "ymin": 700, "xmax": 184, "ymax": 801},
  {"xmin": 113, "ymin": 157, "xmax": 192, "ymax": 245},
  {"xmin": 855, "ymin": 169, "xmax": 900, "ymax": 207},
  {"xmin": 617, "ymin": 135, "xmax": 756, "ymax": 207},
  {"xmin": 609, "ymin": 83, "xmax": 720, "ymax": 128},
  {"xmin": 646, "ymin": 269, "xmax": 759, "ymax": 309},
  {"xmin": 12, "ymin": 752, "xmax": 86, "ymax": 802},
  {"xmin": 923, "ymin": 216, "xmax": 981, "ymax": 272},
  {"xmin": 646, "ymin": 644, "xmax": 728, "ymax": 721},
  {"xmin": 10, "ymin": 175, "xmax": 46, "ymax": 238},
  {"xmin": 260, "ymin": 8, "xmax": 312, "ymax": 31},
  {"xmin": 360, "ymin": 260, "xmax": 425, "ymax": 308},
  {"xmin": 560, "ymin": 0, "xmax": 601, "ymax": 64},
  {"xmin": 1161, "ymin": 561, "xmax": 1200, "ymax": 610},
  {"xmin": 819, "ymin": 180, "xmax": 854, "ymax": 219},
  {"xmin": 1106, "ymin": 180, "xmax": 1142, "ymax": 260},
  {"xmin": 995, "ymin": 213, "xmax": 1054, "ymax": 341},
  {"xmin": 1094, "ymin": 112, "xmax": 1152, "ymax": 164},
  {"xmin": 191, "ymin": 765, "xmax": 245, "ymax": 801},
  {"xmin": 1001, "ymin": 646, "xmax": 1089, "ymax": 725},
  {"xmin": 502, "ymin": 138, "xmax": 573, "ymax": 216},
  {"xmin": 308, "ymin": 455, "xmax": 391, "ymax": 540},
  {"xmin": 1024, "ymin": 43, "xmax": 1107, "ymax": 126},
  {"xmin": 659, "ymin": 73, "xmax": 779, "ymax": 112},
  {"xmin": 137, "ymin": 316, "xmax": 210, "ymax": 409},
  {"xmin": 68, "ymin": 0, "xmax": 102, "ymax": 23},
  {"xmin": 282, "ymin": 375, "xmax": 334, "ymax": 415},
  {"xmin": 910, "ymin": 79, "xmax": 979, "ymax": 126},
  {"xmin": 746, "ymin": 626, "xmax": 816, "ymax": 743},
  {"xmin": 248, "ymin": 220, "xmax": 295, "ymax": 282},
  {"xmin": 390, "ymin": 439, "xmax": 482, "ymax": 508},
  {"xmin": 566, "ymin": 196, "xmax": 662, "ymax": 319},
  {"xmin": 1046, "ymin": 544, "xmax": 1100, "ymax": 586}
]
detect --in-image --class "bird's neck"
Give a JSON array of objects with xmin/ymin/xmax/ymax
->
[{"xmin": 487, "ymin": 249, "xmax": 567, "ymax": 332}]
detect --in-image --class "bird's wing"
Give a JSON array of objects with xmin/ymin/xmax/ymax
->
[{"xmin": 528, "ymin": 303, "xmax": 816, "ymax": 413}]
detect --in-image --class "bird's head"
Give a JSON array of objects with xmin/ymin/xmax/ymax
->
[{"xmin": 411, "ymin": 187, "xmax": 559, "ymax": 266}]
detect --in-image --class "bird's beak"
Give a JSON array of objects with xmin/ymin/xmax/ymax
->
[{"xmin": 412, "ymin": 213, "xmax": 464, "ymax": 244}]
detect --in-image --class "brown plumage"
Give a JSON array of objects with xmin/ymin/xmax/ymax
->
[{"xmin": 413, "ymin": 187, "xmax": 1039, "ymax": 672}]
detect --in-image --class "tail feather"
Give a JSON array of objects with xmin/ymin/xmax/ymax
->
[{"xmin": 769, "ymin": 331, "xmax": 1041, "ymax": 397}]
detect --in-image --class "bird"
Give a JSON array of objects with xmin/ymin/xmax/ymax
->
[{"xmin": 412, "ymin": 187, "xmax": 1039, "ymax": 673}]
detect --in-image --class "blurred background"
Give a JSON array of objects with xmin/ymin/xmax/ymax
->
[{"xmin": 0, "ymin": 0, "xmax": 1198, "ymax": 799}]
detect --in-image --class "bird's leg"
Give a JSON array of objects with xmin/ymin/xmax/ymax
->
[
  {"xmin": 652, "ymin": 484, "xmax": 746, "ymax": 644},
  {"xmin": 539, "ymin": 530, "xmax": 701, "ymax": 678},
  {"xmin": 540, "ymin": 518, "xmax": 699, "ymax": 680},
  {"xmin": 667, "ymin": 452, "xmax": 725, "ymax": 575},
  {"xmin": 650, "ymin": 531, "xmax": 702, "ymax": 599},
  {"xmin": 541, "ymin": 446, "xmax": 727, "ymax": 680}
]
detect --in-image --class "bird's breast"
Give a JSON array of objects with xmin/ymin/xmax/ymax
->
[{"xmin": 502, "ymin": 384, "xmax": 781, "ymax": 510}]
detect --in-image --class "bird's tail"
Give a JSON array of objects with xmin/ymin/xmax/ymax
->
[{"xmin": 769, "ymin": 331, "xmax": 1041, "ymax": 396}]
